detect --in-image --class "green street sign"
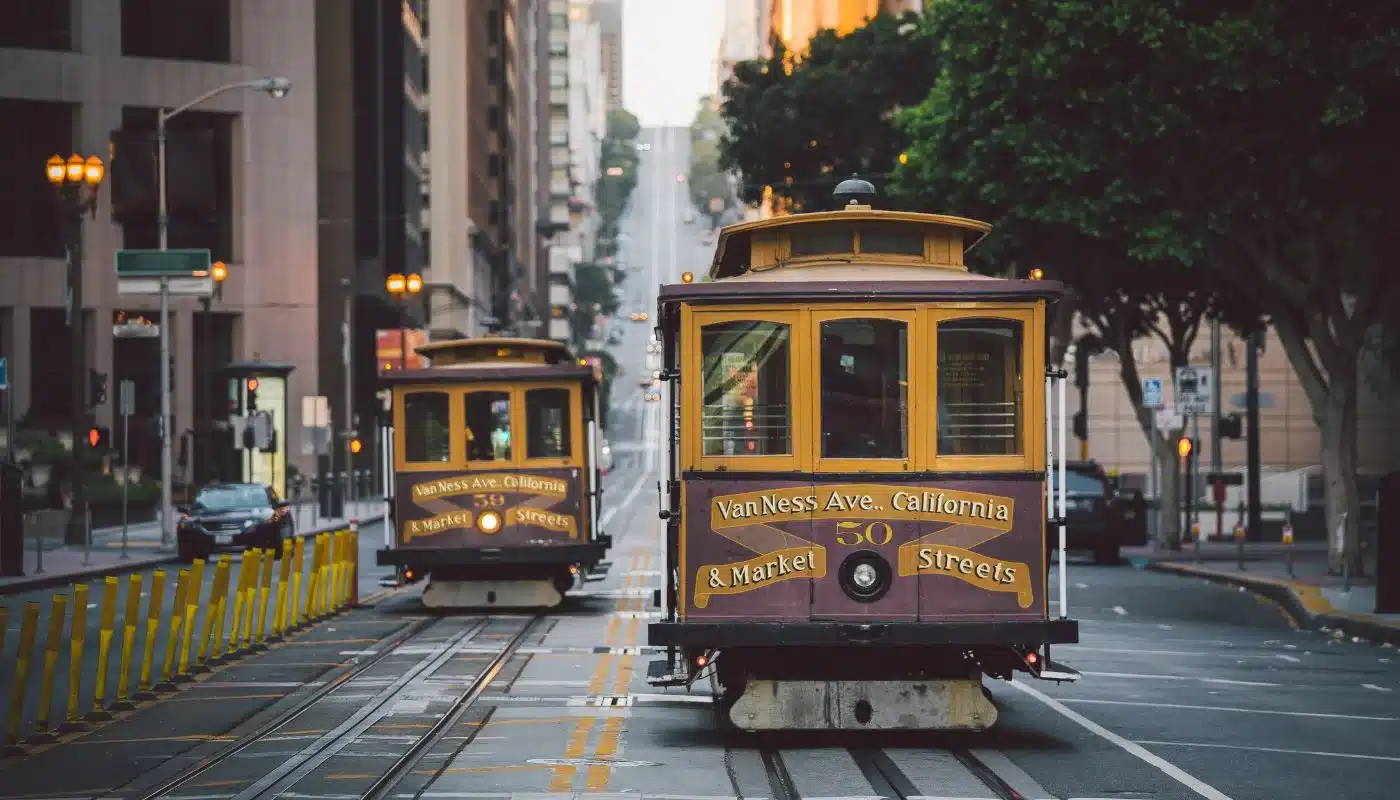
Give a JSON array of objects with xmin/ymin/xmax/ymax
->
[{"xmin": 115, "ymin": 249, "xmax": 212, "ymax": 277}]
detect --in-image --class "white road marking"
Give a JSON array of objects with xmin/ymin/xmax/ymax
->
[
  {"xmin": 1081, "ymin": 671, "xmax": 1280, "ymax": 687},
  {"xmin": 1074, "ymin": 582, "xmax": 1089, "ymax": 589},
  {"xmin": 1137, "ymin": 740, "xmax": 1400, "ymax": 763},
  {"xmin": 1111, "ymin": 605, "xmax": 1128, "ymax": 615},
  {"xmin": 1059, "ymin": 698, "xmax": 1398, "ymax": 721},
  {"xmin": 1363, "ymin": 683, "xmax": 1393, "ymax": 692},
  {"xmin": 1009, "ymin": 681, "xmax": 1234, "ymax": 799},
  {"xmin": 1274, "ymin": 654, "xmax": 1300, "ymax": 663},
  {"xmin": 1066, "ymin": 647, "xmax": 1212, "ymax": 657}
]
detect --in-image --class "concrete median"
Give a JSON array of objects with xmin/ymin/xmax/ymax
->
[{"xmin": 0, "ymin": 527, "xmax": 363, "ymax": 757}]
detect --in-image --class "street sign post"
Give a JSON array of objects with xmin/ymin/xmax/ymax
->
[
  {"xmin": 1142, "ymin": 377, "xmax": 1164, "ymax": 410},
  {"xmin": 1174, "ymin": 365, "xmax": 1213, "ymax": 414},
  {"xmin": 119, "ymin": 380, "xmax": 135, "ymax": 559},
  {"xmin": 1154, "ymin": 403, "xmax": 1183, "ymax": 432}
]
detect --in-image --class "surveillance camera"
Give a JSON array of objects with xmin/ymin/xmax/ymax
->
[
  {"xmin": 255, "ymin": 76, "xmax": 292, "ymax": 99},
  {"xmin": 270, "ymin": 87, "xmax": 288, "ymax": 99}
]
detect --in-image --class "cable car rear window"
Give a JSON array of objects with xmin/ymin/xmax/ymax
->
[
  {"xmin": 858, "ymin": 224, "xmax": 924, "ymax": 255},
  {"xmin": 789, "ymin": 226, "xmax": 855, "ymax": 256},
  {"xmin": 700, "ymin": 321, "xmax": 792, "ymax": 457}
]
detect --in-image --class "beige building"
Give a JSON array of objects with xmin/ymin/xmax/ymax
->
[
  {"xmin": 767, "ymin": 0, "xmax": 921, "ymax": 54},
  {"xmin": 0, "ymin": 0, "xmax": 320, "ymax": 483}
]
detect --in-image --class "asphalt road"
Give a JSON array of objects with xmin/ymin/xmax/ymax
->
[
  {"xmin": 0, "ymin": 520, "xmax": 397, "ymax": 741},
  {"xmin": 1, "ymin": 128, "xmax": 1398, "ymax": 798}
]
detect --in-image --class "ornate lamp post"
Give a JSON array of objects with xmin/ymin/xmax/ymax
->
[
  {"xmin": 384, "ymin": 273, "xmax": 423, "ymax": 370},
  {"xmin": 46, "ymin": 154, "xmax": 105, "ymax": 544},
  {"xmin": 199, "ymin": 261, "xmax": 227, "ymax": 483}
]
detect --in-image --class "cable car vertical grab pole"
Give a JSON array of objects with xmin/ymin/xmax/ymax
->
[{"xmin": 1046, "ymin": 364, "xmax": 1069, "ymax": 619}]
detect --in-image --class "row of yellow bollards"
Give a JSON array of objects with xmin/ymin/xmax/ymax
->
[{"xmin": 0, "ymin": 528, "xmax": 359, "ymax": 755}]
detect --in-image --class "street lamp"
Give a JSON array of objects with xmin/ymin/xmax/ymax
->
[
  {"xmin": 47, "ymin": 153, "xmax": 105, "ymax": 544},
  {"xmin": 153, "ymin": 77, "xmax": 290, "ymax": 552},
  {"xmin": 199, "ymin": 262, "xmax": 228, "ymax": 484},
  {"xmin": 385, "ymin": 273, "xmax": 423, "ymax": 370}
]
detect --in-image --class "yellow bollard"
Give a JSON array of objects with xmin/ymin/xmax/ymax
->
[
  {"xmin": 329, "ymin": 531, "xmax": 342, "ymax": 610},
  {"xmin": 318, "ymin": 533, "xmax": 332, "ymax": 615},
  {"xmin": 134, "ymin": 571, "xmax": 164, "ymax": 699},
  {"xmin": 200, "ymin": 557, "xmax": 230, "ymax": 664},
  {"xmin": 272, "ymin": 538, "xmax": 293, "ymax": 638},
  {"xmin": 113, "ymin": 573, "xmax": 143, "ymax": 709},
  {"xmin": 29, "ymin": 593, "xmax": 68, "ymax": 743},
  {"xmin": 4, "ymin": 602, "xmax": 41, "ymax": 750},
  {"xmin": 87, "ymin": 576, "xmax": 121, "ymax": 721},
  {"xmin": 255, "ymin": 548, "xmax": 275, "ymax": 646},
  {"xmin": 290, "ymin": 536, "xmax": 305, "ymax": 628},
  {"xmin": 210, "ymin": 557, "xmax": 234, "ymax": 660},
  {"xmin": 240, "ymin": 549, "xmax": 263, "ymax": 650},
  {"xmin": 228, "ymin": 551, "xmax": 253, "ymax": 655},
  {"xmin": 157, "ymin": 572, "xmax": 189, "ymax": 690},
  {"xmin": 178, "ymin": 558, "xmax": 205, "ymax": 677},
  {"xmin": 60, "ymin": 584, "xmax": 91, "ymax": 732},
  {"xmin": 304, "ymin": 535, "xmax": 322, "ymax": 620},
  {"xmin": 349, "ymin": 528, "xmax": 360, "ymax": 606},
  {"xmin": 340, "ymin": 530, "xmax": 352, "ymax": 607}
]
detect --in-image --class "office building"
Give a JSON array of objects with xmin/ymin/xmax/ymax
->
[{"xmin": 0, "ymin": 0, "xmax": 320, "ymax": 491}]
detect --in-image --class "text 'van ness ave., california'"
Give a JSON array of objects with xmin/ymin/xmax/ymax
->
[
  {"xmin": 411, "ymin": 472, "xmax": 569, "ymax": 501},
  {"xmin": 709, "ymin": 484, "xmax": 1015, "ymax": 531}
]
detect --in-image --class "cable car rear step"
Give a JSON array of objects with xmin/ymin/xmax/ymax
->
[{"xmin": 646, "ymin": 658, "xmax": 689, "ymax": 687}]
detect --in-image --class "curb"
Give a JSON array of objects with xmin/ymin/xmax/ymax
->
[
  {"xmin": 1147, "ymin": 561, "xmax": 1400, "ymax": 647},
  {"xmin": 0, "ymin": 514, "xmax": 385, "ymax": 597}
]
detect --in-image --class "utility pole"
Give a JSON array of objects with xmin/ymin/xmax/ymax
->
[
  {"xmin": 1210, "ymin": 319, "xmax": 1222, "ymax": 477},
  {"xmin": 342, "ymin": 278, "xmax": 355, "ymax": 511}
]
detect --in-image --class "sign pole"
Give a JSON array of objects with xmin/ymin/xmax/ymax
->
[
  {"xmin": 120, "ymin": 380, "xmax": 134, "ymax": 560},
  {"xmin": 158, "ymin": 275, "xmax": 172, "ymax": 550},
  {"xmin": 2, "ymin": 357, "xmax": 13, "ymax": 466}
]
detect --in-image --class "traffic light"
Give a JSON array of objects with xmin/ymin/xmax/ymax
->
[
  {"xmin": 1177, "ymin": 436, "xmax": 1195, "ymax": 460},
  {"xmin": 246, "ymin": 377, "xmax": 259, "ymax": 411},
  {"xmin": 87, "ymin": 426, "xmax": 109, "ymax": 449},
  {"xmin": 88, "ymin": 368, "xmax": 108, "ymax": 407},
  {"xmin": 1072, "ymin": 410, "xmax": 1087, "ymax": 440},
  {"xmin": 1073, "ymin": 343, "xmax": 1091, "ymax": 389},
  {"xmin": 350, "ymin": 438, "xmax": 363, "ymax": 454},
  {"xmin": 1218, "ymin": 413, "xmax": 1243, "ymax": 439}
]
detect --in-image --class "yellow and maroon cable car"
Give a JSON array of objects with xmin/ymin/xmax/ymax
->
[
  {"xmin": 646, "ymin": 180, "xmax": 1080, "ymax": 731},
  {"xmin": 377, "ymin": 337, "xmax": 610, "ymax": 608}
]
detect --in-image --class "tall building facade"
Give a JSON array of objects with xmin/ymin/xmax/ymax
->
[
  {"xmin": 314, "ymin": 0, "xmax": 425, "ymax": 484},
  {"xmin": 423, "ymin": 0, "xmax": 555, "ymax": 342},
  {"xmin": 0, "ymin": 0, "xmax": 321, "ymax": 487},
  {"xmin": 767, "ymin": 0, "xmax": 919, "ymax": 54},
  {"xmin": 593, "ymin": 0, "xmax": 623, "ymax": 111}
]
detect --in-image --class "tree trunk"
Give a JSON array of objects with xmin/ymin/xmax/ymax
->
[
  {"xmin": 1154, "ymin": 434, "xmax": 1183, "ymax": 549},
  {"xmin": 1319, "ymin": 373, "xmax": 1362, "ymax": 574}
]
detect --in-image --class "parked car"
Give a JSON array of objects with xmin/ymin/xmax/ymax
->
[
  {"xmin": 1048, "ymin": 461, "xmax": 1147, "ymax": 565},
  {"xmin": 176, "ymin": 483, "xmax": 294, "ymax": 562}
]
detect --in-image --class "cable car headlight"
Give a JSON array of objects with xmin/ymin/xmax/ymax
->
[
  {"xmin": 838, "ymin": 551, "xmax": 892, "ymax": 602},
  {"xmin": 478, "ymin": 510, "xmax": 503, "ymax": 534}
]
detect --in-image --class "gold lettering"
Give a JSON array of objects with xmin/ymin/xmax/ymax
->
[
  {"xmin": 403, "ymin": 510, "xmax": 475, "ymax": 541},
  {"xmin": 693, "ymin": 546, "xmax": 827, "ymax": 608},
  {"xmin": 897, "ymin": 543, "xmax": 1034, "ymax": 608},
  {"xmin": 709, "ymin": 484, "xmax": 1015, "ymax": 532}
]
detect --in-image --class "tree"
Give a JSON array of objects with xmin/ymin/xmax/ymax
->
[
  {"xmin": 607, "ymin": 108, "xmax": 641, "ymax": 143},
  {"xmin": 718, "ymin": 12, "xmax": 938, "ymax": 211},
  {"xmin": 596, "ymin": 109, "xmax": 642, "ymax": 258},
  {"xmin": 897, "ymin": 0, "xmax": 1400, "ymax": 569},
  {"xmin": 890, "ymin": 6, "xmax": 1262, "ymax": 548}
]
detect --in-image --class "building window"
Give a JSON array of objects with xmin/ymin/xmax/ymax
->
[
  {"xmin": 0, "ymin": 100, "xmax": 73, "ymax": 258},
  {"xmin": 121, "ymin": 0, "xmax": 232, "ymax": 63},
  {"xmin": 0, "ymin": 2, "xmax": 72, "ymax": 50},
  {"xmin": 113, "ymin": 108, "xmax": 235, "ymax": 262},
  {"xmin": 488, "ymin": 106, "xmax": 501, "ymax": 130},
  {"xmin": 936, "ymin": 318, "xmax": 1023, "ymax": 456},
  {"xmin": 700, "ymin": 321, "xmax": 792, "ymax": 457},
  {"xmin": 466, "ymin": 391, "xmax": 511, "ymax": 462},
  {"xmin": 525, "ymin": 389, "xmax": 571, "ymax": 459},
  {"xmin": 488, "ymin": 154, "xmax": 501, "ymax": 177},
  {"xmin": 403, "ymin": 391, "xmax": 451, "ymax": 463}
]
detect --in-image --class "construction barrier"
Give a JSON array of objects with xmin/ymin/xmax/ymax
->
[{"xmin": 0, "ymin": 527, "xmax": 358, "ymax": 750}]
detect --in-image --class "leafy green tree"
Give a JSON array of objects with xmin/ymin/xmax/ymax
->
[
  {"xmin": 898, "ymin": 0, "xmax": 1399, "ymax": 568},
  {"xmin": 718, "ymin": 11, "xmax": 938, "ymax": 211},
  {"xmin": 607, "ymin": 108, "xmax": 641, "ymax": 143}
]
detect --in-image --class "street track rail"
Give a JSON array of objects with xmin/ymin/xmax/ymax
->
[
  {"xmin": 760, "ymin": 745, "xmax": 1025, "ymax": 800},
  {"xmin": 119, "ymin": 613, "xmax": 541, "ymax": 800}
]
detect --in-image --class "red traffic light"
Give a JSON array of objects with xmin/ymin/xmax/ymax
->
[
  {"xmin": 247, "ymin": 377, "xmax": 260, "ymax": 392},
  {"xmin": 88, "ymin": 428, "xmax": 100, "ymax": 447}
]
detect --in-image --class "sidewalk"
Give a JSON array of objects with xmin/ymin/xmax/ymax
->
[
  {"xmin": 1133, "ymin": 540, "xmax": 1400, "ymax": 645},
  {"xmin": 0, "ymin": 497, "xmax": 387, "ymax": 595}
]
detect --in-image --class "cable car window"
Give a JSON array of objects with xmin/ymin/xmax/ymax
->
[
  {"xmin": 465, "ymin": 391, "xmax": 512, "ymax": 462},
  {"xmin": 789, "ymin": 226, "xmax": 854, "ymax": 256},
  {"xmin": 818, "ymin": 319, "xmax": 908, "ymax": 459},
  {"xmin": 858, "ymin": 224, "xmax": 924, "ymax": 256},
  {"xmin": 525, "ymin": 388, "xmax": 572, "ymax": 459},
  {"xmin": 937, "ymin": 318, "xmax": 1023, "ymax": 456},
  {"xmin": 700, "ymin": 321, "xmax": 791, "ymax": 457},
  {"xmin": 403, "ymin": 391, "xmax": 451, "ymax": 463}
]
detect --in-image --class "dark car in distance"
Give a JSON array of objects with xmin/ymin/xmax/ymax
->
[
  {"xmin": 176, "ymin": 483, "xmax": 295, "ymax": 562},
  {"xmin": 1050, "ymin": 461, "xmax": 1148, "ymax": 565}
]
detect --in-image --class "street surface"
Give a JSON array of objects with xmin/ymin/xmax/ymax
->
[{"xmin": 0, "ymin": 127, "xmax": 1396, "ymax": 798}]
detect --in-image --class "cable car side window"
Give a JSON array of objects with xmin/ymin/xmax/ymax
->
[
  {"xmin": 936, "ymin": 318, "xmax": 1024, "ymax": 456},
  {"xmin": 465, "ymin": 390, "xmax": 512, "ymax": 462},
  {"xmin": 525, "ymin": 387, "xmax": 572, "ymax": 459},
  {"xmin": 818, "ymin": 318, "xmax": 908, "ymax": 459},
  {"xmin": 700, "ymin": 321, "xmax": 792, "ymax": 457},
  {"xmin": 403, "ymin": 391, "xmax": 451, "ymax": 463}
]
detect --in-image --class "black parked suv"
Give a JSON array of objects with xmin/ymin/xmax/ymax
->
[
  {"xmin": 176, "ymin": 483, "xmax": 294, "ymax": 562},
  {"xmin": 1048, "ymin": 461, "xmax": 1147, "ymax": 565}
]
